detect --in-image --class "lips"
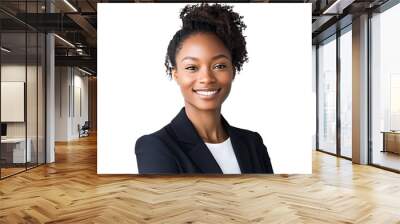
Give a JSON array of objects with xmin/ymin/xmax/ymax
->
[{"xmin": 193, "ymin": 88, "xmax": 221, "ymax": 97}]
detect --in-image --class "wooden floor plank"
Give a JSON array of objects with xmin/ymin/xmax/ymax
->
[{"xmin": 0, "ymin": 134, "xmax": 400, "ymax": 223}]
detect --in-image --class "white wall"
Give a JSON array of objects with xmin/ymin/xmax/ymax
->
[
  {"xmin": 73, "ymin": 72, "xmax": 89, "ymax": 137},
  {"xmin": 55, "ymin": 67, "xmax": 89, "ymax": 141},
  {"xmin": 55, "ymin": 66, "xmax": 69, "ymax": 141}
]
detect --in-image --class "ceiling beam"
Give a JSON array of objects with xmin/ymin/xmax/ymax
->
[
  {"xmin": 55, "ymin": 55, "xmax": 96, "ymax": 69},
  {"xmin": 67, "ymin": 13, "xmax": 97, "ymax": 39},
  {"xmin": 322, "ymin": 0, "xmax": 356, "ymax": 14}
]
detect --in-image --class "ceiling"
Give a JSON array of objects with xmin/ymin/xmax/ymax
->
[{"xmin": 0, "ymin": 0, "xmax": 392, "ymax": 75}]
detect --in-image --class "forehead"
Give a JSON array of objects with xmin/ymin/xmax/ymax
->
[{"xmin": 176, "ymin": 33, "xmax": 231, "ymax": 60}]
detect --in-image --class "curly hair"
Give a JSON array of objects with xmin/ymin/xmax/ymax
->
[{"xmin": 164, "ymin": 3, "xmax": 248, "ymax": 78}]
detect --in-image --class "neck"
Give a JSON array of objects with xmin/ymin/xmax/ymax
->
[{"xmin": 184, "ymin": 104, "xmax": 228, "ymax": 143}]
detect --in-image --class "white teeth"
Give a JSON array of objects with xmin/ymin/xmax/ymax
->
[{"xmin": 196, "ymin": 90, "xmax": 218, "ymax": 96}]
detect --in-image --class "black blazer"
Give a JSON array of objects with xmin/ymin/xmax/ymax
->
[{"xmin": 135, "ymin": 108, "xmax": 273, "ymax": 174}]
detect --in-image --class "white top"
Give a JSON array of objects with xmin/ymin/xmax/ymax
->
[{"xmin": 205, "ymin": 138, "xmax": 242, "ymax": 174}]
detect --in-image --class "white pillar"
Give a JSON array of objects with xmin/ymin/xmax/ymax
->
[{"xmin": 46, "ymin": 1, "xmax": 55, "ymax": 163}]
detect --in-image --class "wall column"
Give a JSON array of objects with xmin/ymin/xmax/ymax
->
[
  {"xmin": 352, "ymin": 14, "xmax": 369, "ymax": 164},
  {"xmin": 46, "ymin": 0, "xmax": 55, "ymax": 163}
]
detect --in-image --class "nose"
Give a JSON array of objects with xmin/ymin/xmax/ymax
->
[{"xmin": 198, "ymin": 67, "xmax": 216, "ymax": 84}]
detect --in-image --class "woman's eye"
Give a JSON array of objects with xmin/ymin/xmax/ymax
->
[
  {"xmin": 214, "ymin": 64, "xmax": 226, "ymax": 69},
  {"xmin": 185, "ymin": 66, "xmax": 197, "ymax": 71}
]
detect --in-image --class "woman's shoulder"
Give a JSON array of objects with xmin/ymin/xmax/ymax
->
[
  {"xmin": 135, "ymin": 125, "xmax": 171, "ymax": 149},
  {"xmin": 134, "ymin": 126, "xmax": 180, "ymax": 174},
  {"xmin": 136, "ymin": 123, "xmax": 170, "ymax": 141}
]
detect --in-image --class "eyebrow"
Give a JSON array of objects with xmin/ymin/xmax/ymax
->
[{"xmin": 181, "ymin": 54, "xmax": 230, "ymax": 62}]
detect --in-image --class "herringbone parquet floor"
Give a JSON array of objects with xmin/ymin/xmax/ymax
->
[{"xmin": 0, "ymin": 133, "xmax": 400, "ymax": 223}]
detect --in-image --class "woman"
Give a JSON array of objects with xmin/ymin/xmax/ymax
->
[{"xmin": 135, "ymin": 3, "xmax": 273, "ymax": 174}]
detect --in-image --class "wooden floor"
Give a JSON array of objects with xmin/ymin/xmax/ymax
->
[
  {"xmin": 1, "ymin": 134, "xmax": 400, "ymax": 223},
  {"xmin": 0, "ymin": 167, "xmax": 26, "ymax": 178},
  {"xmin": 1, "ymin": 162, "xmax": 44, "ymax": 178}
]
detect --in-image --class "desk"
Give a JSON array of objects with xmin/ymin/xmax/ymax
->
[
  {"xmin": 381, "ymin": 131, "xmax": 400, "ymax": 154},
  {"xmin": 1, "ymin": 138, "xmax": 31, "ymax": 163}
]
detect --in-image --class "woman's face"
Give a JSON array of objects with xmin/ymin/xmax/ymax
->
[{"xmin": 172, "ymin": 32, "xmax": 234, "ymax": 112}]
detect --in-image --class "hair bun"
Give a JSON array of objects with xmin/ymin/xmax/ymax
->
[
  {"xmin": 182, "ymin": 4, "xmax": 238, "ymax": 32},
  {"xmin": 182, "ymin": 19, "xmax": 217, "ymax": 32}
]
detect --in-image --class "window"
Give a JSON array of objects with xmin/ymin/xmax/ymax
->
[
  {"xmin": 339, "ymin": 27, "xmax": 352, "ymax": 158},
  {"xmin": 370, "ymin": 3, "xmax": 400, "ymax": 171},
  {"xmin": 318, "ymin": 35, "xmax": 337, "ymax": 154}
]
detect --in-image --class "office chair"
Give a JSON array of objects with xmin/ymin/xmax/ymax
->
[{"xmin": 79, "ymin": 121, "xmax": 90, "ymax": 138}]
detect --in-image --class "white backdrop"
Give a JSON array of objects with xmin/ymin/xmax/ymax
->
[{"xmin": 98, "ymin": 3, "xmax": 312, "ymax": 174}]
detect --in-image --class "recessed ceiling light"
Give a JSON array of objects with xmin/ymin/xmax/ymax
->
[
  {"xmin": 63, "ymin": 0, "xmax": 78, "ymax": 12},
  {"xmin": 54, "ymin": 34, "xmax": 75, "ymax": 48},
  {"xmin": 78, "ymin": 67, "xmax": 93, "ymax": 76},
  {"xmin": 322, "ymin": 0, "xmax": 354, "ymax": 15},
  {"xmin": 1, "ymin": 47, "xmax": 11, "ymax": 53}
]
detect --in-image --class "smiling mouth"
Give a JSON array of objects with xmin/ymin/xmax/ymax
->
[{"xmin": 193, "ymin": 88, "xmax": 221, "ymax": 97}]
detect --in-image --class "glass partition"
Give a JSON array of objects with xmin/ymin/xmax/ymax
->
[
  {"xmin": 0, "ymin": 1, "xmax": 46, "ymax": 179},
  {"xmin": 27, "ymin": 31, "xmax": 38, "ymax": 169},
  {"xmin": 1, "ymin": 31, "xmax": 28, "ymax": 177},
  {"xmin": 27, "ymin": 0, "xmax": 37, "ymax": 170},
  {"xmin": 38, "ymin": 32, "xmax": 45, "ymax": 165},
  {"xmin": 317, "ymin": 35, "xmax": 337, "ymax": 155}
]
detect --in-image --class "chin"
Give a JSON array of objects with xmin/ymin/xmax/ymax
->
[{"xmin": 189, "ymin": 101, "xmax": 222, "ymax": 112}]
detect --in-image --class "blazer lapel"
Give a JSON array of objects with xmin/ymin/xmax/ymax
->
[
  {"xmin": 170, "ymin": 108, "xmax": 223, "ymax": 173},
  {"xmin": 187, "ymin": 144, "xmax": 223, "ymax": 173},
  {"xmin": 223, "ymin": 119, "xmax": 254, "ymax": 173}
]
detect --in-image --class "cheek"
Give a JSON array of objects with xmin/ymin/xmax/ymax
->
[
  {"xmin": 176, "ymin": 75, "xmax": 196, "ymax": 92},
  {"xmin": 219, "ymin": 73, "xmax": 234, "ymax": 87}
]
